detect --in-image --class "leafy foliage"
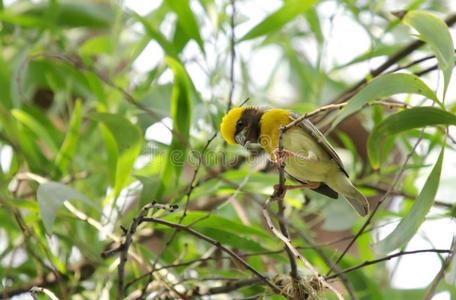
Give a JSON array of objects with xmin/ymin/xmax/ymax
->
[{"xmin": 1, "ymin": 0, "xmax": 455, "ymax": 299}]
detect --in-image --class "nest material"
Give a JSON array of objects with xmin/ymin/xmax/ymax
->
[{"xmin": 273, "ymin": 274, "xmax": 323, "ymax": 300}]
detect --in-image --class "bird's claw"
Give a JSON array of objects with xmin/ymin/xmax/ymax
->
[
  {"xmin": 271, "ymin": 148, "xmax": 315, "ymax": 165},
  {"xmin": 273, "ymin": 182, "xmax": 321, "ymax": 200},
  {"xmin": 271, "ymin": 148, "xmax": 292, "ymax": 165}
]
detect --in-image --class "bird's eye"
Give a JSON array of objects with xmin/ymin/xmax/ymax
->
[{"xmin": 236, "ymin": 120, "xmax": 244, "ymax": 128}]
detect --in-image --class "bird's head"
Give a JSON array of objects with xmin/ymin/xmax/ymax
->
[{"xmin": 220, "ymin": 107, "xmax": 264, "ymax": 146}]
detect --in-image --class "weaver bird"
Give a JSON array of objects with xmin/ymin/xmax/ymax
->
[{"xmin": 220, "ymin": 106, "xmax": 369, "ymax": 217}]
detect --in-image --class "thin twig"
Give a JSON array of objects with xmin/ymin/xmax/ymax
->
[
  {"xmin": 423, "ymin": 239, "xmax": 456, "ymax": 300},
  {"xmin": 326, "ymin": 249, "xmax": 452, "ymax": 280},
  {"xmin": 262, "ymin": 196, "xmax": 343, "ymax": 300},
  {"xmin": 149, "ymin": 133, "xmax": 218, "ymax": 269},
  {"xmin": 142, "ymin": 217, "xmax": 282, "ymax": 294},
  {"xmin": 192, "ymin": 277, "xmax": 263, "ymax": 296},
  {"xmin": 114, "ymin": 202, "xmax": 178, "ymax": 299},
  {"xmin": 16, "ymin": 53, "xmax": 188, "ymax": 146},
  {"xmin": 364, "ymin": 184, "xmax": 453, "ymax": 209},
  {"xmin": 326, "ymin": 129, "xmax": 426, "ymax": 276},
  {"xmin": 290, "ymin": 224, "xmax": 358, "ymax": 300},
  {"xmin": 329, "ymin": 13, "xmax": 456, "ymax": 106},
  {"xmin": 30, "ymin": 286, "xmax": 60, "ymax": 300},
  {"xmin": 269, "ymin": 124, "xmax": 300, "ymax": 283},
  {"xmin": 147, "ymin": 0, "xmax": 238, "ymax": 277},
  {"xmin": 227, "ymin": 0, "xmax": 236, "ymax": 112},
  {"xmin": 116, "ymin": 203, "xmax": 159, "ymax": 299},
  {"xmin": 282, "ymin": 100, "xmax": 409, "ymax": 134}
]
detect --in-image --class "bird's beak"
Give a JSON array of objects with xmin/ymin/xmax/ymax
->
[{"xmin": 235, "ymin": 128, "xmax": 247, "ymax": 146}]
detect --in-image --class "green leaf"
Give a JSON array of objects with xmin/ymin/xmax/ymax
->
[
  {"xmin": 0, "ymin": 107, "xmax": 49, "ymax": 173},
  {"xmin": 79, "ymin": 36, "xmax": 113, "ymax": 56},
  {"xmin": 401, "ymin": 10, "xmax": 455, "ymax": 99},
  {"xmin": 167, "ymin": 0, "xmax": 204, "ymax": 53},
  {"xmin": 11, "ymin": 109, "xmax": 59, "ymax": 156},
  {"xmin": 135, "ymin": 175, "xmax": 160, "ymax": 208},
  {"xmin": 156, "ymin": 57, "xmax": 192, "ymax": 198},
  {"xmin": 374, "ymin": 145, "xmax": 444, "ymax": 254},
  {"xmin": 54, "ymin": 99, "xmax": 82, "ymax": 175},
  {"xmin": 44, "ymin": 2, "xmax": 114, "ymax": 29},
  {"xmin": 0, "ymin": 54, "xmax": 13, "ymax": 109},
  {"xmin": 199, "ymin": 227, "xmax": 268, "ymax": 252},
  {"xmin": 368, "ymin": 107, "xmax": 456, "ymax": 169},
  {"xmin": 131, "ymin": 12, "xmax": 178, "ymax": 58},
  {"xmin": 163, "ymin": 211, "xmax": 270, "ymax": 238},
  {"xmin": 332, "ymin": 73, "xmax": 441, "ymax": 130},
  {"xmin": 240, "ymin": 0, "xmax": 320, "ymax": 41},
  {"xmin": 89, "ymin": 113, "xmax": 142, "ymax": 199},
  {"xmin": 37, "ymin": 181, "xmax": 90, "ymax": 234},
  {"xmin": 0, "ymin": 10, "xmax": 49, "ymax": 28}
]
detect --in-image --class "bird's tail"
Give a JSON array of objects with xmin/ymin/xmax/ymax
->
[
  {"xmin": 344, "ymin": 188, "xmax": 369, "ymax": 217},
  {"xmin": 326, "ymin": 172, "xmax": 369, "ymax": 217}
]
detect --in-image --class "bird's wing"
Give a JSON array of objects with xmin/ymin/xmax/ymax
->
[{"xmin": 288, "ymin": 110, "xmax": 349, "ymax": 177}]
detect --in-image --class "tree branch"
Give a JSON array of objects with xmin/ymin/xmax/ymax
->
[
  {"xmin": 326, "ymin": 249, "xmax": 452, "ymax": 280},
  {"xmin": 142, "ymin": 217, "xmax": 282, "ymax": 294},
  {"xmin": 424, "ymin": 239, "xmax": 456, "ymax": 300},
  {"xmin": 326, "ymin": 129, "xmax": 426, "ymax": 276},
  {"xmin": 330, "ymin": 13, "xmax": 456, "ymax": 105}
]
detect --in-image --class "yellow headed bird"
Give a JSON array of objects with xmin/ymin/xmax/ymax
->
[{"xmin": 220, "ymin": 106, "xmax": 369, "ymax": 217}]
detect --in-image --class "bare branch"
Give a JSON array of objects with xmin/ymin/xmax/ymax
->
[
  {"xmin": 115, "ymin": 202, "xmax": 178, "ymax": 299},
  {"xmin": 142, "ymin": 217, "xmax": 282, "ymax": 294},
  {"xmin": 329, "ymin": 13, "xmax": 456, "ymax": 106},
  {"xmin": 227, "ymin": 0, "xmax": 236, "ymax": 112},
  {"xmin": 30, "ymin": 287, "xmax": 60, "ymax": 300},
  {"xmin": 326, "ymin": 249, "xmax": 453, "ymax": 280},
  {"xmin": 326, "ymin": 129, "xmax": 427, "ymax": 276},
  {"xmin": 424, "ymin": 239, "xmax": 456, "ymax": 300},
  {"xmin": 191, "ymin": 277, "xmax": 263, "ymax": 296}
]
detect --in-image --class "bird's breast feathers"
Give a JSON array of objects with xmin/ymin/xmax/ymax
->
[
  {"xmin": 258, "ymin": 109, "xmax": 339, "ymax": 182},
  {"xmin": 259, "ymin": 109, "xmax": 292, "ymax": 153}
]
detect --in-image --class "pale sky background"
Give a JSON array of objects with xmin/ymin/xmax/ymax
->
[{"xmin": 2, "ymin": 0, "xmax": 456, "ymax": 299}]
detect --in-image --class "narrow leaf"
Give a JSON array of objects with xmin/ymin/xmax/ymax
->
[
  {"xmin": 167, "ymin": 0, "xmax": 204, "ymax": 53},
  {"xmin": 332, "ymin": 73, "xmax": 441, "ymax": 130},
  {"xmin": 131, "ymin": 12, "xmax": 178, "ymax": 58},
  {"xmin": 55, "ymin": 99, "xmax": 82, "ymax": 174},
  {"xmin": 374, "ymin": 146, "xmax": 444, "ymax": 254},
  {"xmin": 164, "ymin": 211, "xmax": 270, "ymax": 238},
  {"xmin": 401, "ymin": 10, "xmax": 455, "ymax": 98},
  {"xmin": 368, "ymin": 107, "xmax": 456, "ymax": 169},
  {"xmin": 89, "ymin": 113, "xmax": 142, "ymax": 199},
  {"xmin": 37, "ymin": 181, "xmax": 90, "ymax": 234},
  {"xmin": 240, "ymin": 0, "xmax": 320, "ymax": 41},
  {"xmin": 12, "ymin": 109, "xmax": 59, "ymax": 155},
  {"xmin": 156, "ymin": 57, "xmax": 192, "ymax": 198}
]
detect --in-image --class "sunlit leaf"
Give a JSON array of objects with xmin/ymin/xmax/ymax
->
[
  {"xmin": 37, "ymin": 181, "xmax": 90, "ymax": 234},
  {"xmin": 11, "ymin": 109, "xmax": 59, "ymax": 155},
  {"xmin": 368, "ymin": 107, "xmax": 456, "ymax": 169},
  {"xmin": 199, "ymin": 227, "xmax": 268, "ymax": 252},
  {"xmin": 89, "ymin": 113, "xmax": 142, "ymax": 199},
  {"xmin": 131, "ymin": 12, "xmax": 178, "ymax": 58},
  {"xmin": 374, "ymin": 145, "xmax": 444, "ymax": 254},
  {"xmin": 79, "ymin": 36, "xmax": 113, "ymax": 56},
  {"xmin": 163, "ymin": 211, "xmax": 270, "ymax": 238},
  {"xmin": 156, "ymin": 57, "xmax": 192, "ymax": 198},
  {"xmin": 167, "ymin": 0, "xmax": 205, "ymax": 53},
  {"xmin": 332, "ymin": 73, "xmax": 441, "ymax": 130},
  {"xmin": 54, "ymin": 99, "xmax": 82, "ymax": 175},
  {"xmin": 240, "ymin": 0, "xmax": 320, "ymax": 41},
  {"xmin": 400, "ymin": 10, "xmax": 455, "ymax": 99},
  {"xmin": 29, "ymin": 2, "xmax": 114, "ymax": 29}
]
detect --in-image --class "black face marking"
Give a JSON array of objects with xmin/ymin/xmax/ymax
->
[
  {"xmin": 234, "ymin": 108, "xmax": 264, "ymax": 145},
  {"xmin": 236, "ymin": 119, "xmax": 244, "ymax": 131}
]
